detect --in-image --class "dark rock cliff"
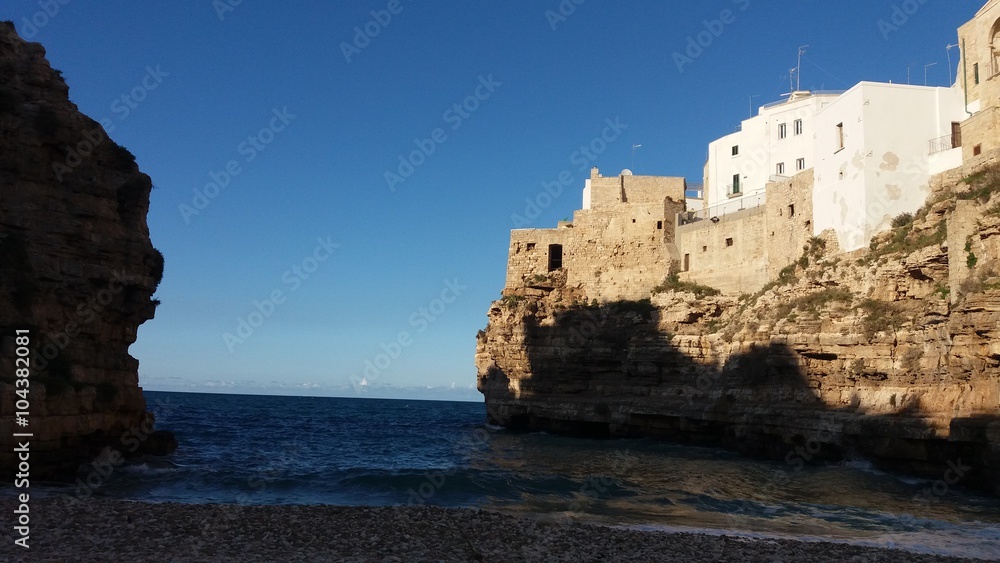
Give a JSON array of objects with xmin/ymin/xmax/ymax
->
[{"xmin": 0, "ymin": 21, "xmax": 174, "ymax": 478}]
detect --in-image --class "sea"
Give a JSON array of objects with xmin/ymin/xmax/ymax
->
[{"xmin": 24, "ymin": 391, "xmax": 1000, "ymax": 560}]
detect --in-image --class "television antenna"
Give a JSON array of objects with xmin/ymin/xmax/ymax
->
[{"xmin": 946, "ymin": 43, "xmax": 960, "ymax": 85}]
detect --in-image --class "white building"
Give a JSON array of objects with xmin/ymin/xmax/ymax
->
[
  {"xmin": 703, "ymin": 83, "xmax": 967, "ymax": 252},
  {"xmin": 703, "ymin": 91, "xmax": 842, "ymax": 217},
  {"xmin": 812, "ymin": 82, "xmax": 967, "ymax": 251}
]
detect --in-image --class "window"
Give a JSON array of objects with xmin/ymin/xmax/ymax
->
[
  {"xmin": 796, "ymin": 158, "xmax": 806, "ymax": 171},
  {"xmin": 974, "ymin": 144, "xmax": 983, "ymax": 156},
  {"xmin": 732, "ymin": 145, "xmax": 739, "ymax": 156},
  {"xmin": 836, "ymin": 123, "xmax": 845, "ymax": 151},
  {"xmin": 779, "ymin": 123, "xmax": 787, "ymax": 139},
  {"xmin": 725, "ymin": 238, "xmax": 734, "ymax": 247},
  {"xmin": 975, "ymin": 63, "xmax": 980, "ymax": 85},
  {"xmin": 794, "ymin": 119, "xmax": 803, "ymax": 135},
  {"xmin": 656, "ymin": 221, "xmax": 663, "ymax": 230},
  {"xmin": 788, "ymin": 204, "xmax": 795, "ymax": 217},
  {"xmin": 776, "ymin": 162, "xmax": 785, "ymax": 175},
  {"xmin": 702, "ymin": 246, "xmax": 708, "ymax": 252},
  {"xmin": 683, "ymin": 254, "xmax": 690, "ymax": 272},
  {"xmin": 547, "ymin": 244, "xmax": 563, "ymax": 271},
  {"xmin": 732, "ymin": 174, "xmax": 741, "ymax": 195},
  {"xmin": 526, "ymin": 243, "xmax": 535, "ymax": 251}
]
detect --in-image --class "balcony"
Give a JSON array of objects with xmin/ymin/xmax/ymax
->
[{"xmin": 929, "ymin": 131, "xmax": 962, "ymax": 155}]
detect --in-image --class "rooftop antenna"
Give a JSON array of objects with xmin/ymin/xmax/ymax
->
[
  {"xmin": 631, "ymin": 144, "xmax": 642, "ymax": 171},
  {"xmin": 924, "ymin": 62, "xmax": 938, "ymax": 86},
  {"xmin": 749, "ymin": 94, "xmax": 760, "ymax": 118},
  {"xmin": 796, "ymin": 45, "xmax": 809, "ymax": 91},
  {"xmin": 946, "ymin": 43, "xmax": 960, "ymax": 85}
]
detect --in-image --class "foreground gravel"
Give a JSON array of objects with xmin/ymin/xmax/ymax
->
[{"xmin": 0, "ymin": 497, "xmax": 986, "ymax": 562}]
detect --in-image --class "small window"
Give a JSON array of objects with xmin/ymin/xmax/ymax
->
[
  {"xmin": 776, "ymin": 162, "xmax": 785, "ymax": 175},
  {"xmin": 683, "ymin": 254, "xmax": 690, "ymax": 272},
  {"xmin": 796, "ymin": 158, "xmax": 806, "ymax": 171},
  {"xmin": 974, "ymin": 144, "xmax": 983, "ymax": 156},
  {"xmin": 526, "ymin": 243, "xmax": 535, "ymax": 251},
  {"xmin": 836, "ymin": 123, "xmax": 845, "ymax": 151},
  {"xmin": 974, "ymin": 63, "xmax": 980, "ymax": 85},
  {"xmin": 788, "ymin": 204, "xmax": 795, "ymax": 217},
  {"xmin": 794, "ymin": 119, "xmax": 803, "ymax": 135},
  {"xmin": 779, "ymin": 123, "xmax": 787, "ymax": 139},
  {"xmin": 702, "ymin": 245, "xmax": 708, "ymax": 252},
  {"xmin": 656, "ymin": 221, "xmax": 663, "ymax": 230},
  {"xmin": 732, "ymin": 145, "xmax": 739, "ymax": 156},
  {"xmin": 732, "ymin": 174, "xmax": 741, "ymax": 195},
  {"xmin": 725, "ymin": 238, "xmax": 734, "ymax": 247},
  {"xmin": 547, "ymin": 244, "xmax": 563, "ymax": 271}
]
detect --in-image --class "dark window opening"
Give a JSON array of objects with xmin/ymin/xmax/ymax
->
[
  {"xmin": 683, "ymin": 254, "xmax": 690, "ymax": 272},
  {"xmin": 526, "ymin": 243, "xmax": 536, "ymax": 251},
  {"xmin": 548, "ymin": 244, "xmax": 563, "ymax": 271},
  {"xmin": 732, "ymin": 145, "xmax": 739, "ymax": 156},
  {"xmin": 656, "ymin": 221, "xmax": 663, "ymax": 230},
  {"xmin": 725, "ymin": 238, "xmax": 734, "ymax": 247},
  {"xmin": 836, "ymin": 123, "xmax": 845, "ymax": 151},
  {"xmin": 632, "ymin": 219, "xmax": 636, "ymax": 223},
  {"xmin": 702, "ymin": 246, "xmax": 708, "ymax": 252},
  {"xmin": 975, "ymin": 63, "xmax": 980, "ymax": 85},
  {"xmin": 974, "ymin": 144, "xmax": 983, "ymax": 156},
  {"xmin": 788, "ymin": 204, "xmax": 795, "ymax": 217}
]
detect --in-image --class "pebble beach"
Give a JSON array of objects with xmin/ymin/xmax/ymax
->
[{"xmin": 3, "ymin": 497, "xmax": 986, "ymax": 562}]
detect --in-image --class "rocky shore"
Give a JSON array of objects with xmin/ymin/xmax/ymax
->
[{"xmin": 1, "ymin": 497, "xmax": 986, "ymax": 562}]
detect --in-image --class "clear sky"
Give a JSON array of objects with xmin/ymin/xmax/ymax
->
[{"xmin": 1, "ymin": 0, "xmax": 983, "ymax": 400}]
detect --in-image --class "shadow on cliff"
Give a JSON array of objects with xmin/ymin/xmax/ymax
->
[{"xmin": 478, "ymin": 300, "xmax": 1000, "ymax": 494}]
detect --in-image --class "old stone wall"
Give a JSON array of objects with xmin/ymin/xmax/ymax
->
[
  {"xmin": 962, "ymin": 107, "xmax": 1000, "ymax": 161},
  {"xmin": 764, "ymin": 171, "xmax": 816, "ymax": 277},
  {"xmin": 676, "ymin": 207, "xmax": 768, "ymax": 294},
  {"xmin": 676, "ymin": 171, "xmax": 814, "ymax": 294}
]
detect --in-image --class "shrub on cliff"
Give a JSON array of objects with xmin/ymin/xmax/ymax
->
[{"xmin": 652, "ymin": 274, "xmax": 720, "ymax": 298}]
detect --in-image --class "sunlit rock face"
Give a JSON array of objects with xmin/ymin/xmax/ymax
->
[
  {"xmin": 478, "ymin": 162, "xmax": 1000, "ymax": 493},
  {"xmin": 0, "ymin": 21, "xmax": 172, "ymax": 478}
]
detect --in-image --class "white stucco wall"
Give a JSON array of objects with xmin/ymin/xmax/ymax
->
[
  {"xmin": 813, "ymin": 83, "xmax": 967, "ymax": 251},
  {"xmin": 704, "ymin": 94, "xmax": 839, "ymax": 215}
]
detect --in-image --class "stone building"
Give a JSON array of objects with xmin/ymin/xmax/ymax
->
[
  {"xmin": 957, "ymin": 0, "xmax": 1000, "ymax": 160},
  {"xmin": 505, "ymin": 168, "xmax": 685, "ymax": 301},
  {"xmin": 502, "ymin": 2, "xmax": 999, "ymax": 299}
]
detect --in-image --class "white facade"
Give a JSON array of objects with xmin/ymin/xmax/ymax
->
[
  {"xmin": 704, "ymin": 92, "xmax": 841, "ymax": 217},
  {"xmin": 812, "ymin": 82, "xmax": 967, "ymax": 251}
]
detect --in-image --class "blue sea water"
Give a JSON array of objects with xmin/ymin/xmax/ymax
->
[{"xmin": 29, "ymin": 391, "xmax": 1000, "ymax": 559}]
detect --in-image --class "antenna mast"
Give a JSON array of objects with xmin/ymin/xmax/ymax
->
[{"xmin": 796, "ymin": 45, "xmax": 809, "ymax": 91}]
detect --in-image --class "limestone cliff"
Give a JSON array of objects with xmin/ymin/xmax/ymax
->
[
  {"xmin": 0, "ymin": 22, "xmax": 174, "ymax": 477},
  {"xmin": 478, "ymin": 157, "xmax": 1000, "ymax": 493}
]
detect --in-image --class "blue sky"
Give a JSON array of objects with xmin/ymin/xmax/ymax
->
[{"xmin": 2, "ymin": 0, "xmax": 983, "ymax": 399}]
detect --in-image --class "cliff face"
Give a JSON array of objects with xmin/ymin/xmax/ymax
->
[
  {"xmin": 478, "ymin": 159, "xmax": 1000, "ymax": 493},
  {"xmin": 0, "ymin": 22, "xmax": 172, "ymax": 477}
]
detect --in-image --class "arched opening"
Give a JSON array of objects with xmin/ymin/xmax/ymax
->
[{"xmin": 990, "ymin": 18, "xmax": 1000, "ymax": 79}]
